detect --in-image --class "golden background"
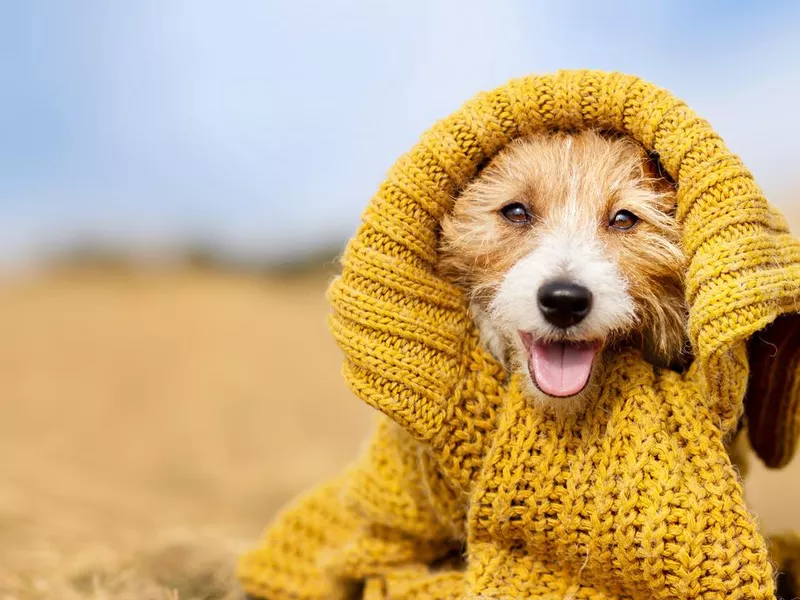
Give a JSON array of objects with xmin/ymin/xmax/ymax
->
[{"xmin": 0, "ymin": 264, "xmax": 797, "ymax": 599}]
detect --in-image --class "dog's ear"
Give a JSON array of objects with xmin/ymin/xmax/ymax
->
[
  {"xmin": 640, "ymin": 151, "xmax": 679, "ymax": 221},
  {"xmin": 746, "ymin": 313, "xmax": 800, "ymax": 468}
]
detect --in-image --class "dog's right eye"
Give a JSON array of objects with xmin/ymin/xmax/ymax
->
[{"xmin": 500, "ymin": 203, "xmax": 531, "ymax": 224}]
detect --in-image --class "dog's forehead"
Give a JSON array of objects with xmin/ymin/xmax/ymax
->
[
  {"xmin": 489, "ymin": 134, "xmax": 645, "ymax": 202},
  {"xmin": 508, "ymin": 143, "xmax": 644, "ymax": 223}
]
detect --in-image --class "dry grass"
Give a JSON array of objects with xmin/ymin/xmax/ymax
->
[
  {"xmin": 0, "ymin": 267, "xmax": 796, "ymax": 599},
  {"xmin": 0, "ymin": 268, "xmax": 372, "ymax": 599}
]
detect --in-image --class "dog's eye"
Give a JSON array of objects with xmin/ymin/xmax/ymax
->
[
  {"xmin": 500, "ymin": 203, "xmax": 531, "ymax": 224},
  {"xmin": 610, "ymin": 209, "xmax": 639, "ymax": 230}
]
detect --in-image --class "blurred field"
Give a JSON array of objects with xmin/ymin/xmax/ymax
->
[
  {"xmin": 0, "ymin": 267, "xmax": 797, "ymax": 599},
  {"xmin": 0, "ymin": 267, "xmax": 373, "ymax": 599}
]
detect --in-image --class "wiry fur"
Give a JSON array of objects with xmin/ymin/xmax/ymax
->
[{"xmin": 439, "ymin": 130, "xmax": 687, "ymax": 410}]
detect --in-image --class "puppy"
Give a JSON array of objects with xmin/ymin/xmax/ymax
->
[{"xmin": 440, "ymin": 130, "xmax": 686, "ymax": 411}]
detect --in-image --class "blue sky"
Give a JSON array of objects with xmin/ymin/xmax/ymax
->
[{"xmin": 1, "ymin": 1, "xmax": 799, "ymax": 267}]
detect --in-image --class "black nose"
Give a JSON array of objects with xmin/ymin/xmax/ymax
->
[{"xmin": 537, "ymin": 280, "xmax": 593, "ymax": 328}]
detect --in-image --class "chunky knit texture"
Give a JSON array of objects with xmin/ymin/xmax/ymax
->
[{"xmin": 238, "ymin": 70, "xmax": 800, "ymax": 599}]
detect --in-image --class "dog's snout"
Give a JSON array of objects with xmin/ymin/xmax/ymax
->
[{"xmin": 537, "ymin": 280, "xmax": 593, "ymax": 328}]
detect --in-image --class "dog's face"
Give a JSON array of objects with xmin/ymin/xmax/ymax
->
[{"xmin": 440, "ymin": 131, "xmax": 686, "ymax": 410}]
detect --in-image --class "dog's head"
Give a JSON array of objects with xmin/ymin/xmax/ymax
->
[{"xmin": 440, "ymin": 130, "xmax": 686, "ymax": 410}]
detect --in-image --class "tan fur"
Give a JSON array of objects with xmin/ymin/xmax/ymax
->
[{"xmin": 439, "ymin": 130, "xmax": 686, "ymax": 368}]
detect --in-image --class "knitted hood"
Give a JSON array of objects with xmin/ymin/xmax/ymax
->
[
  {"xmin": 239, "ymin": 71, "xmax": 800, "ymax": 600},
  {"xmin": 328, "ymin": 69, "xmax": 800, "ymax": 469}
]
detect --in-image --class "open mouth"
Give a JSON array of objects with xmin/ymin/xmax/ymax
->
[{"xmin": 519, "ymin": 332, "xmax": 601, "ymax": 397}]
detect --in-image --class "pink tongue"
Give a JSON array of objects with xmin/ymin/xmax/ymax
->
[{"xmin": 529, "ymin": 342, "xmax": 597, "ymax": 397}]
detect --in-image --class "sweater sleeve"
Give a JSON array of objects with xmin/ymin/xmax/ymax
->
[
  {"xmin": 237, "ymin": 417, "xmax": 464, "ymax": 599},
  {"xmin": 237, "ymin": 475, "xmax": 363, "ymax": 600}
]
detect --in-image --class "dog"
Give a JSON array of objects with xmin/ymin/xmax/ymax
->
[{"xmin": 439, "ymin": 130, "xmax": 687, "ymax": 411}]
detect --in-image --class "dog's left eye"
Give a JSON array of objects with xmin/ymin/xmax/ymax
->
[
  {"xmin": 610, "ymin": 209, "xmax": 639, "ymax": 230},
  {"xmin": 500, "ymin": 203, "xmax": 531, "ymax": 224}
]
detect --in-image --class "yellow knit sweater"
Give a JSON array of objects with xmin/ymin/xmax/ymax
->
[{"xmin": 238, "ymin": 71, "xmax": 800, "ymax": 599}]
